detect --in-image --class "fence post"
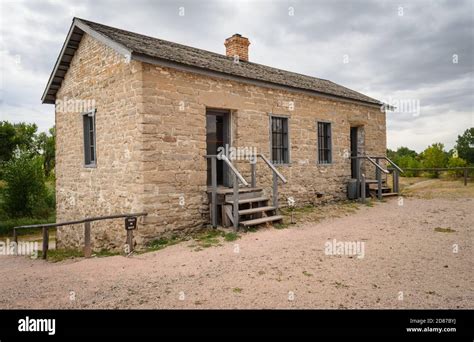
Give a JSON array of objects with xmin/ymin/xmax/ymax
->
[
  {"xmin": 360, "ymin": 174, "xmax": 366, "ymax": 203},
  {"xmin": 42, "ymin": 226, "xmax": 49, "ymax": 260},
  {"xmin": 233, "ymin": 173, "xmax": 239, "ymax": 230},
  {"xmin": 84, "ymin": 221, "xmax": 91, "ymax": 258},
  {"xmin": 127, "ymin": 230, "xmax": 134, "ymax": 253},
  {"xmin": 211, "ymin": 157, "xmax": 217, "ymax": 228}
]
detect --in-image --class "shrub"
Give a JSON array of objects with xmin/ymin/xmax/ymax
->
[
  {"xmin": 420, "ymin": 143, "xmax": 448, "ymax": 178},
  {"xmin": 447, "ymin": 156, "xmax": 468, "ymax": 177},
  {"xmin": 1, "ymin": 154, "xmax": 52, "ymax": 218}
]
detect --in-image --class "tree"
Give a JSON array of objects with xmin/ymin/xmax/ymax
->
[
  {"xmin": 36, "ymin": 126, "xmax": 56, "ymax": 177},
  {"xmin": 420, "ymin": 143, "xmax": 448, "ymax": 178},
  {"xmin": 0, "ymin": 121, "xmax": 16, "ymax": 162},
  {"xmin": 0, "ymin": 121, "xmax": 38, "ymax": 163},
  {"xmin": 447, "ymin": 156, "xmax": 468, "ymax": 177},
  {"xmin": 454, "ymin": 128, "xmax": 474, "ymax": 164},
  {"xmin": 1, "ymin": 153, "xmax": 52, "ymax": 218}
]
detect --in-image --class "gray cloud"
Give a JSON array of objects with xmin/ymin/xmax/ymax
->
[{"xmin": 0, "ymin": 0, "xmax": 472, "ymax": 152}]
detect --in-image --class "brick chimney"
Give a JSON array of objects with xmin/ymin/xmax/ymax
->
[{"xmin": 224, "ymin": 34, "xmax": 250, "ymax": 62}]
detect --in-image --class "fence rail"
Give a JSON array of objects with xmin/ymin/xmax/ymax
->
[
  {"xmin": 13, "ymin": 212, "xmax": 148, "ymax": 260},
  {"xmin": 389, "ymin": 167, "xmax": 473, "ymax": 186}
]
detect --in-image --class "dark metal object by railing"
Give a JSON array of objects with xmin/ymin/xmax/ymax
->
[{"xmin": 13, "ymin": 212, "xmax": 147, "ymax": 260}]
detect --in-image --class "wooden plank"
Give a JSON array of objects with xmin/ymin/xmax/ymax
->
[
  {"xmin": 211, "ymin": 157, "xmax": 217, "ymax": 228},
  {"xmin": 226, "ymin": 196, "xmax": 269, "ymax": 205},
  {"xmin": 241, "ymin": 215, "xmax": 283, "ymax": 227},
  {"xmin": 239, "ymin": 206, "xmax": 276, "ymax": 215},
  {"xmin": 232, "ymin": 174, "xmax": 239, "ymax": 229}
]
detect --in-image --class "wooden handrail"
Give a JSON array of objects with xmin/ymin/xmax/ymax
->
[
  {"xmin": 13, "ymin": 212, "xmax": 148, "ymax": 260},
  {"xmin": 257, "ymin": 153, "xmax": 288, "ymax": 183},
  {"xmin": 205, "ymin": 155, "xmax": 249, "ymax": 186}
]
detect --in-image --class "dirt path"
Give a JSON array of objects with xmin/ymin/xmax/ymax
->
[{"xmin": 0, "ymin": 191, "xmax": 472, "ymax": 309}]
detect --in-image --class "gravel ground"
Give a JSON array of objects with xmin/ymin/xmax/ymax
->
[{"xmin": 0, "ymin": 182, "xmax": 472, "ymax": 309}]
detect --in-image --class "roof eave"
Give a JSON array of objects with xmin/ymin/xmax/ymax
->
[{"xmin": 41, "ymin": 18, "xmax": 132, "ymax": 104}]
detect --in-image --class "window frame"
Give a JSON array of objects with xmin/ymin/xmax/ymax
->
[
  {"xmin": 82, "ymin": 109, "xmax": 97, "ymax": 168},
  {"xmin": 269, "ymin": 114, "xmax": 290, "ymax": 165},
  {"xmin": 317, "ymin": 121, "xmax": 332, "ymax": 165}
]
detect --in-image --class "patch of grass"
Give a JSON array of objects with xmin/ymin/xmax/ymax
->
[
  {"xmin": 223, "ymin": 232, "xmax": 240, "ymax": 242},
  {"xmin": 274, "ymin": 222, "xmax": 290, "ymax": 229},
  {"xmin": 302, "ymin": 271, "xmax": 313, "ymax": 277},
  {"xmin": 39, "ymin": 248, "xmax": 83, "ymax": 262},
  {"xmin": 434, "ymin": 227, "xmax": 456, "ymax": 233},
  {"xmin": 146, "ymin": 236, "xmax": 182, "ymax": 252},
  {"xmin": 232, "ymin": 287, "xmax": 243, "ymax": 293},
  {"xmin": 194, "ymin": 230, "xmax": 223, "ymax": 248},
  {"xmin": 94, "ymin": 249, "xmax": 120, "ymax": 257}
]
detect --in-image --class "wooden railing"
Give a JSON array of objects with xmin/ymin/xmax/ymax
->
[
  {"xmin": 206, "ymin": 152, "xmax": 287, "ymax": 229},
  {"xmin": 13, "ymin": 212, "xmax": 147, "ymax": 259},
  {"xmin": 352, "ymin": 155, "xmax": 403, "ymax": 201},
  {"xmin": 251, "ymin": 153, "xmax": 288, "ymax": 207},
  {"xmin": 206, "ymin": 155, "xmax": 248, "ymax": 229}
]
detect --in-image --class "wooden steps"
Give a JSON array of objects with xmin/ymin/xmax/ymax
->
[
  {"xmin": 225, "ymin": 196, "xmax": 269, "ymax": 205},
  {"xmin": 239, "ymin": 206, "xmax": 276, "ymax": 215},
  {"xmin": 240, "ymin": 215, "xmax": 283, "ymax": 227}
]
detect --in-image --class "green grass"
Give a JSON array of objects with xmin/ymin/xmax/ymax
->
[
  {"xmin": 39, "ymin": 248, "xmax": 120, "ymax": 262},
  {"xmin": 232, "ymin": 287, "xmax": 243, "ymax": 293},
  {"xmin": 434, "ymin": 227, "xmax": 456, "ymax": 233},
  {"xmin": 146, "ymin": 236, "xmax": 183, "ymax": 252}
]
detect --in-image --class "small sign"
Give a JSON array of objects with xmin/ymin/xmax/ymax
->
[{"xmin": 125, "ymin": 217, "xmax": 137, "ymax": 230}]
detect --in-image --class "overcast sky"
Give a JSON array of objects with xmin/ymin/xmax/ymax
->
[{"xmin": 1, "ymin": 0, "xmax": 473, "ymax": 152}]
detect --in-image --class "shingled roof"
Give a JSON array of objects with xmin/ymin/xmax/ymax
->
[{"xmin": 42, "ymin": 18, "xmax": 382, "ymax": 106}]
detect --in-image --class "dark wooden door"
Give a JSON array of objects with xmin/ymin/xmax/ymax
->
[
  {"xmin": 206, "ymin": 110, "xmax": 230, "ymax": 186},
  {"xmin": 350, "ymin": 127, "xmax": 358, "ymax": 178}
]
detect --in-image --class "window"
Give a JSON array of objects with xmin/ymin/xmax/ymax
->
[
  {"xmin": 317, "ymin": 122, "xmax": 332, "ymax": 164},
  {"xmin": 270, "ymin": 116, "xmax": 289, "ymax": 164},
  {"xmin": 83, "ymin": 110, "xmax": 96, "ymax": 166}
]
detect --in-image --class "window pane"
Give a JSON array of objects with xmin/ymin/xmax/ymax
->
[{"xmin": 318, "ymin": 122, "xmax": 331, "ymax": 164}]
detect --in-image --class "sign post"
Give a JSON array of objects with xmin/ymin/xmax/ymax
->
[{"xmin": 125, "ymin": 217, "xmax": 137, "ymax": 253}]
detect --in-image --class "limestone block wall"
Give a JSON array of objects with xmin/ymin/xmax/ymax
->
[
  {"xmin": 54, "ymin": 33, "xmax": 386, "ymax": 250},
  {"xmin": 55, "ymin": 34, "xmax": 144, "ymax": 250}
]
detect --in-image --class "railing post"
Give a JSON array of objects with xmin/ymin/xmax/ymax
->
[
  {"xmin": 393, "ymin": 169, "xmax": 399, "ymax": 193},
  {"xmin": 84, "ymin": 221, "xmax": 91, "ymax": 258},
  {"xmin": 42, "ymin": 226, "xmax": 49, "ymax": 260},
  {"xmin": 355, "ymin": 157, "xmax": 360, "ymax": 199},
  {"xmin": 376, "ymin": 158, "xmax": 382, "ymax": 200},
  {"xmin": 464, "ymin": 168, "xmax": 468, "ymax": 186},
  {"xmin": 250, "ymin": 158, "xmax": 256, "ymax": 188},
  {"xmin": 272, "ymin": 170, "xmax": 278, "ymax": 208},
  {"xmin": 127, "ymin": 229, "xmax": 134, "ymax": 253},
  {"xmin": 360, "ymin": 173, "xmax": 366, "ymax": 203},
  {"xmin": 233, "ymin": 173, "xmax": 239, "ymax": 230},
  {"xmin": 211, "ymin": 157, "xmax": 218, "ymax": 228}
]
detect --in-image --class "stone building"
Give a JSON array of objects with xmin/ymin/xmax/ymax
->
[{"xmin": 42, "ymin": 18, "xmax": 390, "ymax": 250}]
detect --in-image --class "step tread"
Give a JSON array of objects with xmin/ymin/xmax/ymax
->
[
  {"xmin": 240, "ymin": 215, "xmax": 283, "ymax": 226},
  {"xmin": 226, "ymin": 196, "xmax": 269, "ymax": 204},
  {"xmin": 239, "ymin": 206, "xmax": 277, "ymax": 215},
  {"xmin": 207, "ymin": 187, "xmax": 263, "ymax": 194},
  {"xmin": 365, "ymin": 179, "xmax": 387, "ymax": 184},
  {"xmin": 381, "ymin": 192, "xmax": 398, "ymax": 197}
]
